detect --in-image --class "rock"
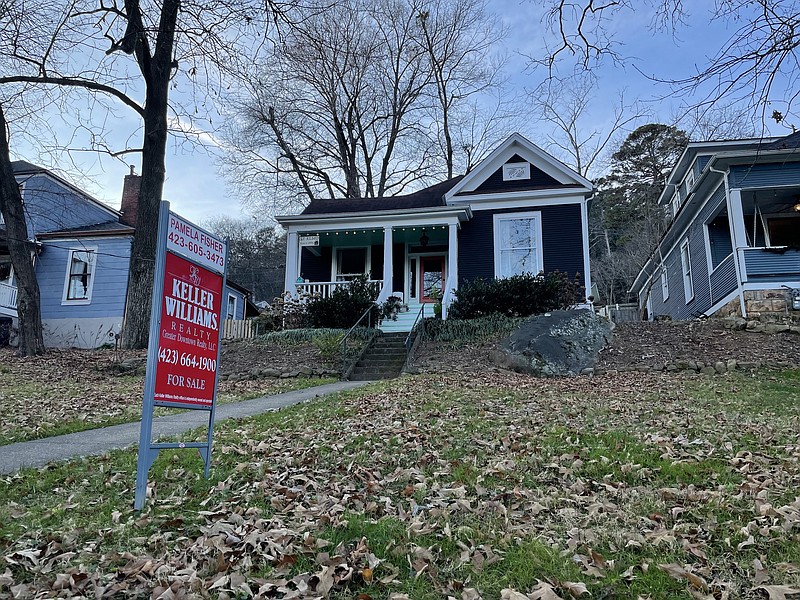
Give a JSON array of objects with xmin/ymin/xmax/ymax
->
[
  {"xmin": 298, "ymin": 366, "xmax": 313, "ymax": 376},
  {"xmin": 250, "ymin": 368, "xmax": 262, "ymax": 377},
  {"xmin": 580, "ymin": 368, "xmax": 595, "ymax": 376},
  {"xmin": 764, "ymin": 323, "xmax": 790, "ymax": 334},
  {"xmin": 700, "ymin": 366, "xmax": 717, "ymax": 375},
  {"xmin": 722, "ymin": 317, "xmax": 747, "ymax": 330},
  {"xmin": 746, "ymin": 322, "xmax": 765, "ymax": 332},
  {"xmin": 280, "ymin": 370, "xmax": 300, "ymax": 378},
  {"xmin": 261, "ymin": 368, "xmax": 281, "ymax": 378},
  {"xmin": 675, "ymin": 359, "xmax": 691, "ymax": 371},
  {"xmin": 726, "ymin": 358, "xmax": 738, "ymax": 371},
  {"xmin": 714, "ymin": 361, "xmax": 727, "ymax": 374},
  {"xmin": 490, "ymin": 310, "xmax": 614, "ymax": 377}
]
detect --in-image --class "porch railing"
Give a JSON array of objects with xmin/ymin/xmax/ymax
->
[
  {"xmin": 339, "ymin": 304, "xmax": 378, "ymax": 379},
  {"xmin": 742, "ymin": 247, "xmax": 800, "ymax": 279},
  {"xmin": 0, "ymin": 282, "xmax": 17, "ymax": 311},
  {"xmin": 296, "ymin": 280, "xmax": 383, "ymax": 299}
]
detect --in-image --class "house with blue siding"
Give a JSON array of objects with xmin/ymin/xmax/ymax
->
[
  {"xmin": 1, "ymin": 163, "xmax": 252, "ymax": 348},
  {"xmin": 631, "ymin": 132, "xmax": 800, "ymax": 320},
  {"xmin": 275, "ymin": 133, "xmax": 594, "ymax": 331}
]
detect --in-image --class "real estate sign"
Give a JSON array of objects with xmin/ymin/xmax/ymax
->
[
  {"xmin": 135, "ymin": 202, "xmax": 227, "ymax": 510},
  {"xmin": 154, "ymin": 252, "xmax": 223, "ymax": 408}
]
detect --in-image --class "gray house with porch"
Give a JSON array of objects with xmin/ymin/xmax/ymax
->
[{"xmin": 631, "ymin": 132, "xmax": 800, "ymax": 320}]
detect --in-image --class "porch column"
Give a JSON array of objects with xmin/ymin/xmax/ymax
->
[
  {"xmin": 447, "ymin": 222, "xmax": 458, "ymax": 291},
  {"xmin": 378, "ymin": 225, "xmax": 393, "ymax": 302},
  {"xmin": 284, "ymin": 231, "xmax": 299, "ymax": 296},
  {"xmin": 443, "ymin": 222, "xmax": 459, "ymax": 319},
  {"xmin": 727, "ymin": 188, "xmax": 748, "ymax": 282}
]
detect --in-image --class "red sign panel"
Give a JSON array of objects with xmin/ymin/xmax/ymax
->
[{"xmin": 154, "ymin": 252, "xmax": 223, "ymax": 407}]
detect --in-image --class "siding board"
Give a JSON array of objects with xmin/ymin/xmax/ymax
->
[{"xmin": 457, "ymin": 204, "xmax": 584, "ymax": 284}]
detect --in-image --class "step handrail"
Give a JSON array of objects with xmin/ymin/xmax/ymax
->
[
  {"xmin": 339, "ymin": 304, "xmax": 377, "ymax": 376},
  {"xmin": 403, "ymin": 304, "xmax": 425, "ymax": 370}
]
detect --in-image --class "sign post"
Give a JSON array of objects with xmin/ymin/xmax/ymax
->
[{"xmin": 134, "ymin": 202, "xmax": 227, "ymax": 511}]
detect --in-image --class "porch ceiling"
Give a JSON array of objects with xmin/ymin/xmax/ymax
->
[
  {"xmin": 741, "ymin": 187, "xmax": 800, "ymax": 214},
  {"xmin": 299, "ymin": 225, "xmax": 451, "ymax": 247}
]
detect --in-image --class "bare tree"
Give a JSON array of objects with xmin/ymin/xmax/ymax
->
[
  {"xmin": 530, "ymin": 74, "xmax": 645, "ymax": 178},
  {"xmin": 415, "ymin": 0, "xmax": 508, "ymax": 179},
  {"xmin": 0, "ymin": 0, "xmax": 300, "ymax": 348},
  {"xmin": 225, "ymin": 0, "xmax": 510, "ymax": 211},
  {"xmin": 531, "ymin": 0, "xmax": 800, "ymax": 126},
  {"xmin": 0, "ymin": 104, "xmax": 45, "ymax": 356}
]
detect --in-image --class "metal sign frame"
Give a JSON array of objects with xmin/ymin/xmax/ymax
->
[{"xmin": 134, "ymin": 201, "xmax": 228, "ymax": 511}]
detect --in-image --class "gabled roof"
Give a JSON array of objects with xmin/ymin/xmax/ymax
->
[
  {"xmin": 11, "ymin": 160, "xmax": 121, "ymax": 220},
  {"xmin": 444, "ymin": 133, "xmax": 593, "ymax": 201},
  {"xmin": 763, "ymin": 130, "xmax": 800, "ymax": 150},
  {"xmin": 300, "ymin": 176, "xmax": 462, "ymax": 216}
]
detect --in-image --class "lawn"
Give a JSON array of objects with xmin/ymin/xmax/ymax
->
[
  {"xmin": 0, "ymin": 347, "xmax": 336, "ymax": 446},
  {"xmin": 1, "ymin": 368, "xmax": 799, "ymax": 599}
]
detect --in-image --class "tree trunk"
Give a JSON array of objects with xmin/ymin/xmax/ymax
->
[
  {"xmin": 0, "ymin": 104, "xmax": 45, "ymax": 356},
  {"xmin": 120, "ymin": 0, "xmax": 179, "ymax": 349}
]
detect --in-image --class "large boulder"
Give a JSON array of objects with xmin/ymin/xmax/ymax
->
[{"xmin": 491, "ymin": 309, "xmax": 613, "ymax": 377}]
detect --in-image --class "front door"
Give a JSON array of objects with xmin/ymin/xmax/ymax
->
[{"xmin": 420, "ymin": 255, "xmax": 446, "ymax": 303}]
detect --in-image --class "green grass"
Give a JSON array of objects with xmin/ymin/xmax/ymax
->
[
  {"xmin": 0, "ymin": 376, "xmax": 336, "ymax": 446},
  {"xmin": 2, "ymin": 371, "xmax": 800, "ymax": 598}
]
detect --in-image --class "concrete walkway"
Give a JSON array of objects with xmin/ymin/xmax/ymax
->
[{"xmin": 0, "ymin": 380, "xmax": 369, "ymax": 475}]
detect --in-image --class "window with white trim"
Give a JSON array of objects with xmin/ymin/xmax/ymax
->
[
  {"xmin": 226, "ymin": 293, "xmax": 237, "ymax": 320},
  {"xmin": 334, "ymin": 247, "xmax": 370, "ymax": 281},
  {"xmin": 685, "ymin": 168, "xmax": 695, "ymax": 191},
  {"xmin": 660, "ymin": 266, "xmax": 669, "ymax": 301},
  {"xmin": 63, "ymin": 248, "xmax": 96, "ymax": 303},
  {"xmin": 493, "ymin": 211, "xmax": 544, "ymax": 278},
  {"xmin": 680, "ymin": 239, "xmax": 693, "ymax": 303}
]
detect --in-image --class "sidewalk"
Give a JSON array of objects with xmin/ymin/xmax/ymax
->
[{"xmin": 0, "ymin": 380, "xmax": 369, "ymax": 474}]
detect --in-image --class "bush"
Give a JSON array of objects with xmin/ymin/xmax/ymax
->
[
  {"xmin": 448, "ymin": 272, "xmax": 583, "ymax": 320},
  {"xmin": 306, "ymin": 276, "xmax": 381, "ymax": 329},
  {"xmin": 313, "ymin": 331, "xmax": 344, "ymax": 361},
  {"xmin": 422, "ymin": 314, "xmax": 524, "ymax": 343}
]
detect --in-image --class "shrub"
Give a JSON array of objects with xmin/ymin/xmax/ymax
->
[
  {"xmin": 306, "ymin": 276, "xmax": 381, "ymax": 329},
  {"xmin": 313, "ymin": 331, "xmax": 344, "ymax": 361},
  {"xmin": 448, "ymin": 272, "xmax": 583, "ymax": 320},
  {"xmin": 422, "ymin": 314, "xmax": 524, "ymax": 343}
]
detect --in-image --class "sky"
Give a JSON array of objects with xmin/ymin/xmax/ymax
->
[{"xmin": 8, "ymin": 1, "xmax": 793, "ymax": 227}]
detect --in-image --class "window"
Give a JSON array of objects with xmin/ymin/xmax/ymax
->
[
  {"xmin": 334, "ymin": 247, "xmax": 370, "ymax": 281},
  {"xmin": 680, "ymin": 240, "xmax": 693, "ymax": 303},
  {"xmin": 493, "ymin": 211, "xmax": 544, "ymax": 278},
  {"xmin": 63, "ymin": 248, "xmax": 96, "ymax": 303},
  {"xmin": 671, "ymin": 192, "xmax": 680, "ymax": 218},
  {"xmin": 660, "ymin": 266, "xmax": 669, "ymax": 301},
  {"xmin": 226, "ymin": 293, "xmax": 237, "ymax": 320},
  {"xmin": 685, "ymin": 169, "xmax": 695, "ymax": 192}
]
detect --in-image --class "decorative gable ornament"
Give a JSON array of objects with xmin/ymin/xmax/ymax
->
[{"xmin": 503, "ymin": 162, "xmax": 531, "ymax": 181}]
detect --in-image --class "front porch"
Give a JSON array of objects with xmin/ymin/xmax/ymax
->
[
  {"xmin": 706, "ymin": 185, "xmax": 800, "ymax": 312},
  {"xmin": 0, "ymin": 253, "xmax": 17, "ymax": 317},
  {"xmin": 283, "ymin": 220, "xmax": 463, "ymax": 328}
]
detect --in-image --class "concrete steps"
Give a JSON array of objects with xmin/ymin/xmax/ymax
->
[
  {"xmin": 348, "ymin": 332, "xmax": 412, "ymax": 380},
  {"xmin": 379, "ymin": 303, "xmax": 427, "ymax": 333}
]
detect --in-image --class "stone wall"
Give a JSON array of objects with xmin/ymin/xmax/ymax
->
[{"xmin": 743, "ymin": 289, "xmax": 795, "ymax": 317}]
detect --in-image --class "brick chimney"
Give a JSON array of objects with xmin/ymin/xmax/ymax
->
[{"xmin": 120, "ymin": 165, "xmax": 141, "ymax": 227}]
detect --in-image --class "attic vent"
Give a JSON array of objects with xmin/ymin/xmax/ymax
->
[{"xmin": 503, "ymin": 162, "xmax": 530, "ymax": 181}]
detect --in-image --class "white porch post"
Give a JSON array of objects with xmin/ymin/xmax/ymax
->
[
  {"xmin": 728, "ymin": 188, "xmax": 748, "ymax": 278},
  {"xmin": 727, "ymin": 186, "xmax": 749, "ymax": 317},
  {"xmin": 443, "ymin": 222, "xmax": 458, "ymax": 319},
  {"xmin": 378, "ymin": 225, "xmax": 393, "ymax": 302},
  {"xmin": 284, "ymin": 231, "xmax": 300, "ymax": 296},
  {"xmin": 447, "ymin": 222, "xmax": 458, "ymax": 290}
]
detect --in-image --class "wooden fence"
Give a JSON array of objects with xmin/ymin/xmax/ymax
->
[
  {"xmin": 221, "ymin": 319, "xmax": 258, "ymax": 340},
  {"xmin": 597, "ymin": 303, "xmax": 641, "ymax": 323}
]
